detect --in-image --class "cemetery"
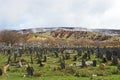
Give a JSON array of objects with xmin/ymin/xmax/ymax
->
[
  {"xmin": 0, "ymin": 45, "xmax": 120, "ymax": 80},
  {"xmin": 0, "ymin": 30, "xmax": 120, "ymax": 80}
]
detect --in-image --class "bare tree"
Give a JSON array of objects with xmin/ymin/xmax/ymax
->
[{"xmin": 0, "ymin": 30, "xmax": 19, "ymax": 46}]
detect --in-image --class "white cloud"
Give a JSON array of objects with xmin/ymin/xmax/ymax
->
[{"xmin": 0, "ymin": 0, "xmax": 120, "ymax": 30}]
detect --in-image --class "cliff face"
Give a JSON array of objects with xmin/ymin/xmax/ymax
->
[
  {"xmin": 13, "ymin": 27, "xmax": 120, "ymax": 47},
  {"xmin": 50, "ymin": 29, "xmax": 112, "ymax": 41}
]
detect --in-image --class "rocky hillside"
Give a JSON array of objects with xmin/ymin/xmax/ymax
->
[
  {"xmin": 10, "ymin": 27, "xmax": 120, "ymax": 47},
  {"xmin": 17, "ymin": 27, "xmax": 120, "ymax": 36},
  {"xmin": 50, "ymin": 29, "xmax": 112, "ymax": 41}
]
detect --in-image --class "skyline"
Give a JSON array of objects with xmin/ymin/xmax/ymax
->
[{"xmin": 0, "ymin": 0, "xmax": 120, "ymax": 30}]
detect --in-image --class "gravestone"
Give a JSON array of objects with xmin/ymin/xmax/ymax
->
[
  {"xmin": 93, "ymin": 60, "xmax": 97, "ymax": 67},
  {"xmin": 65, "ymin": 53, "xmax": 70, "ymax": 60},
  {"xmin": 106, "ymin": 50, "xmax": 112, "ymax": 61},
  {"xmin": 7, "ymin": 55, "xmax": 11, "ymax": 64},
  {"xmin": 54, "ymin": 52, "xmax": 59, "ymax": 57},
  {"xmin": 81, "ymin": 59, "xmax": 86, "ymax": 68},
  {"xmin": 102, "ymin": 57, "xmax": 107, "ymax": 63},
  {"xmin": 43, "ymin": 55, "xmax": 47, "ymax": 62},
  {"xmin": 73, "ymin": 55, "xmax": 77, "ymax": 61},
  {"xmin": 18, "ymin": 60, "xmax": 22, "ymax": 67},
  {"xmin": 87, "ymin": 50, "xmax": 91, "ymax": 60},
  {"xmin": 26, "ymin": 65, "xmax": 34, "ymax": 76},
  {"xmin": 0, "ymin": 68, "xmax": 2, "ymax": 76},
  {"xmin": 18, "ymin": 48, "xmax": 23, "ymax": 57},
  {"xmin": 117, "ymin": 65, "xmax": 120, "ymax": 70},
  {"xmin": 38, "ymin": 59, "xmax": 43, "ymax": 67},
  {"xmin": 60, "ymin": 57, "xmax": 65, "ymax": 69},
  {"xmin": 77, "ymin": 49, "xmax": 82, "ymax": 56},
  {"xmin": 14, "ymin": 52, "xmax": 17, "ymax": 62},
  {"xmin": 82, "ymin": 53, "xmax": 87, "ymax": 60},
  {"xmin": 112, "ymin": 56, "xmax": 118, "ymax": 65}
]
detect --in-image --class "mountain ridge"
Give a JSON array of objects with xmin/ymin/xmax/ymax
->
[{"xmin": 16, "ymin": 27, "xmax": 120, "ymax": 36}]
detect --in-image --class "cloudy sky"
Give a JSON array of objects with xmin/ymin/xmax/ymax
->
[{"xmin": 0, "ymin": 0, "xmax": 120, "ymax": 30}]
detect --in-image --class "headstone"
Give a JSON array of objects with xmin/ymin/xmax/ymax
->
[
  {"xmin": 26, "ymin": 64, "xmax": 34, "ymax": 76},
  {"xmin": 60, "ymin": 57, "xmax": 65, "ymax": 69},
  {"xmin": 7, "ymin": 55, "xmax": 11, "ymax": 64},
  {"xmin": 38, "ymin": 59, "xmax": 43, "ymax": 66},
  {"xmin": 14, "ymin": 52, "xmax": 17, "ymax": 62},
  {"xmin": 18, "ymin": 61, "xmax": 22, "ymax": 67},
  {"xmin": 106, "ymin": 50, "xmax": 112, "ymax": 61},
  {"xmin": 93, "ymin": 60, "xmax": 97, "ymax": 67},
  {"xmin": 77, "ymin": 49, "xmax": 82, "ymax": 56},
  {"xmin": 82, "ymin": 53, "xmax": 87, "ymax": 60},
  {"xmin": 112, "ymin": 56, "xmax": 118, "ymax": 65},
  {"xmin": 3, "ymin": 64, "xmax": 10, "ymax": 74},
  {"xmin": 87, "ymin": 50, "xmax": 91, "ymax": 59},
  {"xmin": 73, "ymin": 55, "xmax": 77, "ymax": 61},
  {"xmin": 18, "ymin": 48, "xmax": 23, "ymax": 57},
  {"xmin": 117, "ymin": 65, "xmax": 120, "ymax": 70},
  {"xmin": 7, "ymin": 49, "xmax": 11, "ymax": 54},
  {"xmin": 102, "ymin": 57, "xmax": 107, "ymax": 63},
  {"xmin": 65, "ymin": 53, "xmax": 70, "ymax": 60},
  {"xmin": 43, "ymin": 55, "xmax": 47, "ymax": 62},
  {"xmin": 81, "ymin": 59, "xmax": 86, "ymax": 68},
  {"xmin": 54, "ymin": 52, "xmax": 59, "ymax": 57},
  {"xmin": 0, "ymin": 68, "xmax": 2, "ymax": 76}
]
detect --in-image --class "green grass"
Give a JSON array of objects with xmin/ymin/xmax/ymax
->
[{"xmin": 0, "ymin": 52, "xmax": 120, "ymax": 80}]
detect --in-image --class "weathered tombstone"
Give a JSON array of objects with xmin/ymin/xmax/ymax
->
[
  {"xmin": 18, "ymin": 60, "xmax": 22, "ymax": 67},
  {"xmin": 54, "ymin": 51, "xmax": 58, "ymax": 57},
  {"xmin": 102, "ymin": 57, "xmax": 107, "ymax": 63},
  {"xmin": 112, "ymin": 56, "xmax": 118, "ymax": 65},
  {"xmin": 106, "ymin": 50, "xmax": 112, "ymax": 61},
  {"xmin": 117, "ymin": 49, "xmax": 120, "ymax": 59},
  {"xmin": 26, "ymin": 64, "xmax": 34, "ymax": 76},
  {"xmin": 81, "ymin": 59, "xmax": 86, "ymax": 68},
  {"xmin": 14, "ymin": 52, "xmax": 17, "ymax": 62},
  {"xmin": 18, "ymin": 48, "xmax": 23, "ymax": 57},
  {"xmin": 60, "ymin": 57, "xmax": 65, "ymax": 69},
  {"xmin": 77, "ymin": 49, "xmax": 82, "ymax": 56},
  {"xmin": 43, "ymin": 55, "xmax": 47, "ymax": 62},
  {"xmin": 87, "ymin": 50, "xmax": 91, "ymax": 60},
  {"xmin": 96, "ymin": 47, "xmax": 100, "ymax": 58},
  {"xmin": 7, "ymin": 49, "xmax": 11, "ymax": 54},
  {"xmin": 3, "ymin": 64, "xmax": 10, "ymax": 74},
  {"xmin": 117, "ymin": 65, "xmax": 120, "ymax": 70},
  {"xmin": 113, "ymin": 50, "xmax": 118, "ymax": 56},
  {"xmin": 29, "ymin": 48, "xmax": 33, "ymax": 64},
  {"xmin": 38, "ymin": 59, "xmax": 43, "ymax": 67},
  {"xmin": 90, "ymin": 48, "xmax": 94, "ymax": 54},
  {"xmin": 7, "ymin": 55, "xmax": 11, "ymax": 64},
  {"xmin": 73, "ymin": 55, "xmax": 77, "ymax": 61},
  {"xmin": 0, "ymin": 68, "xmax": 2, "ymax": 76},
  {"xmin": 65, "ymin": 53, "xmax": 70, "ymax": 60},
  {"xmin": 93, "ymin": 60, "xmax": 97, "ymax": 67},
  {"xmin": 82, "ymin": 53, "xmax": 87, "ymax": 60}
]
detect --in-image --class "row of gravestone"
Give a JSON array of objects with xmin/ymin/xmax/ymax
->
[{"xmin": 1, "ymin": 46, "xmax": 120, "ymax": 66}]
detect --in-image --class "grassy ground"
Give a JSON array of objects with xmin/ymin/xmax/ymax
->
[
  {"xmin": 0, "ymin": 52, "xmax": 120, "ymax": 80},
  {"xmin": 1, "ymin": 73, "xmax": 120, "ymax": 80}
]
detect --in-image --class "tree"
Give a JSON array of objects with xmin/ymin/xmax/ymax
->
[{"xmin": 0, "ymin": 30, "xmax": 19, "ymax": 46}]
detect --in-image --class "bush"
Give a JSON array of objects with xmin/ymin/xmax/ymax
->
[
  {"xmin": 74, "ymin": 71, "xmax": 80, "ymax": 77},
  {"xmin": 94, "ymin": 70, "xmax": 106, "ymax": 76},
  {"xmin": 110, "ymin": 68, "xmax": 120, "ymax": 74},
  {"xmin": 64, "ymin": 67, "xmax": 76, "ymax": 75},
  {"xmin": 79, "ymin": 70, "xmax": 92, "ymax": 77}
]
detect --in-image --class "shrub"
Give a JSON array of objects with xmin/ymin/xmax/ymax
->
[
  {"xmin": 110, "ymin": 68, "xmax": 120, "ymax": 74},
  {"xmin": 64, "ymin": 67, "xmax": 76, "ymax": 75}
]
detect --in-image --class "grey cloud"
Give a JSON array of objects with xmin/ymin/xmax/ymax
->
[{"xmin": 0, "ymin": 0, "xmax": 120, "ymax": 30}]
